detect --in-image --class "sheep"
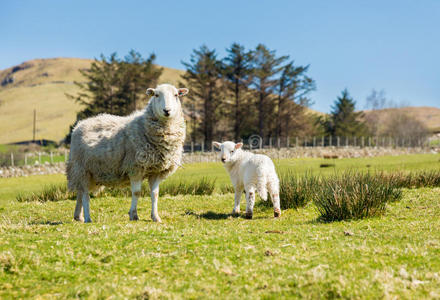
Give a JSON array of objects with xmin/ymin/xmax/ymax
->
[
  {"xmin": 66, "ymin": 83, "xmax": 188, "ymax": 223},
  {"xmin": 213, "ymin": 141, "xmax": 281, "ymax": 219}
]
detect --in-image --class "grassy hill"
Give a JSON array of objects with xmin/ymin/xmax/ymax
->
[
  {"xmin": 0, "ymin": 58, "xmax": 184, "ymax": 144},
  {"xmin": 363, "ymin": 106, "xmax": 440, "ymax": 133},
  {"xmin": 1, "ymin": 58, "xmax": 439, "ymax": 144}
]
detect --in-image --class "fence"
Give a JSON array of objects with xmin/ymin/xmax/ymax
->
[
  {"xmin": 0, "ymin": 135, "xmax": 434, "ymax": 167},
  {"xmin": 183, "ymin": 135, "xmax": 431, "ymax": 153}
]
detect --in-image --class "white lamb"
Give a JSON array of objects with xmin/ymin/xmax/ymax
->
[
  {"xmin": 213, "ymin": 141, "xmax": 281, "ymax": 219},
  {"xmin": 67, "ymin": 84, "xmax": 188, "ymax": 223}
]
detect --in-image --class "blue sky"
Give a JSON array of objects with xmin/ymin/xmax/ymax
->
[{"xmin": 1, "ymin": 0, "xmax": 439, "ymax": 112}]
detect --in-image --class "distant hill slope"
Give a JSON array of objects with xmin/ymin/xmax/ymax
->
[
  {"xmin": 0, "ymin": 58, "xmax": 439, "ymax": 144},
  {"xmin": 0, "ymin": 58, "xmax": 184, "ymax": 144},
  {"xmin": 363, "ymin": 106, "xmax": 440, "ymax": 133}
]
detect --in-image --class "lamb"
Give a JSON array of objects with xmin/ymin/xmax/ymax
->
[
  {"xmin": 66, "ymin": 83, "xmax": 188, "ymax": 223},
  {"xmin": 213, "ymin": 141, "xmax": 281, "ymax": 219}
]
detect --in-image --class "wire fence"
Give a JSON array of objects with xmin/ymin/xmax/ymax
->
[
  {"xmin": 0, "ymin": 135, "xmax": 434, "ymax": 167},
  {"xmin": 183, "ymin": 135, "xmax": 431, "ymax": 153}
]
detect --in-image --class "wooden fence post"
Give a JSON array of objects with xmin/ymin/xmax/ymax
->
[
  {"xmin": 286, "ymin": 136, "xmax": 289, "ymax": 148},
  {"xmin": 50, "ymin": 151, "xmax": 53, "ymax": 164},
  {"xmin": 295, "ymin": 137, "xmax": 298, "ymax": 147},
  {"xmin": 38, "ymin": 152, "xmax": 42, "ymax": 164},
  {"xmin": 24, "ymin": 154, "xmax": 27, "ymax": 166},
  {"xmin": 191, "ymin": 142, "xmax": 194, "ymax": 153},
  {"xmin": 11, "ymin": 153, "xmax": 14, "ymax": 167},
  {"xmin": 337, "ymin": 136, "xmax": 340, "ymax": 147}
]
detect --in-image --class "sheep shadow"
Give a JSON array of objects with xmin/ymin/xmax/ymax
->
[
  {"xmin": 28, "ymin": 220, "xmax": 64, "ymax": 226},
  {"xmin": 183, "ymin": 210, "xmax": 233, "ymax": 220}
]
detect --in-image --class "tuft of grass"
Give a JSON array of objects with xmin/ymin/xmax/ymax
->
[
  {"xmin": 277, "ymin": 172, "xmax": 317, "ymax": 209},
  {"xmin": 218, "ymin": 184, "xmax": 235, "ymax": 194},
  {"xmin": 16, "ymin": 177, "xmax": 216, "ymax": 202},
  {"xmin": 313, "ymin": 172, "xmax": 402, "ymax": 221},
  {"xmin": 385, "ymin": 170, "xmax": 440, "ymax": 189},
  {"xmin": 160, "ymin": 177, "xmax": 216, "ymax": 196},
  {"xmin": 16, "ymin": 183, "xmax": 75, "ymax": 202}
]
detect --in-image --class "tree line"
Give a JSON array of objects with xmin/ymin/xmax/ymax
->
[{"xmin": 66, "ymin": 45, "xmax": 429, "ymax": 145}]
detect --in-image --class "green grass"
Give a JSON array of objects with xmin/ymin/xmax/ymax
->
[{"xmin": 1, "ymin": 154, "xmax": 440, "ymax": 298}]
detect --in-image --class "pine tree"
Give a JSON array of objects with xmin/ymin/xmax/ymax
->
[
  {"xmin": 181, "ymin": 45, "xmax": 223, "ymax": 145},
  {"xmin": 223, "ymin": 43, "xmax": 253, "ymax": 140},
  {"xmin": 65, "ymin": 51, "xmax": 162, "ymax": 143},
  {"xmin": 275, "ymin": 62, "xmax": 316, "ymax": 138},
  {"xmin": 251, "ymin": 44, "xmax": 288, "ymax": 139},
  {"xmin": 327, "ymin": 89, "xmax": 368, "ymax": 137}
]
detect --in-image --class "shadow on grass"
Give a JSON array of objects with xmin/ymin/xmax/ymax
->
[{"xmin": 29, "ymin": 220, "xmax": 63, "ymax": 226}]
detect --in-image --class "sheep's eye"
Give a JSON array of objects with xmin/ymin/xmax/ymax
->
[
  {"xmin": 155, "ymin": 94, "xmax": 159, "ymax": 97},
  {"xmin": 174, "ymin": 94, "xmax": 178, "ymax": 97},
  {"xmin": 231, "ymin": 150, "xmax": 234, "ymax": 154}
]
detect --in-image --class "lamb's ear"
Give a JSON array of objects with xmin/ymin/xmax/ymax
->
[
  {"xmin": 235, "ymin": 142, "xmax": 243, "ymax": 150},
  {"xmin": 146, "ymin": 88, "xmax": 156, "ymax": 97},
  {"xmin": 178, "ymin": 88, "xmax": 189, "ymax": 97},
  {"xmin": 213, "ymin": 142, "xmax": 221, "ymax": 149}
]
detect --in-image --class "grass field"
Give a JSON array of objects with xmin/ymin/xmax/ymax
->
[{"xmin": 1, "ymin": 154, "xmax": 440, "ymax": 298}]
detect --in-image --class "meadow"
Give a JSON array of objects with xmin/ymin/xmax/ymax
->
[{"xmin": 1, "ymin": 154, "xmax": 440, "ymax": 299}]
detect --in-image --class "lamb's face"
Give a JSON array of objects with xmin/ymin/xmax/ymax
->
[
  {"xmin": 213, "ymin": 141, "xmax": 243, "ymax": 164},
  {"xmin": 146, "ymin": 84, "xmax": 188, "ymax": 120}
]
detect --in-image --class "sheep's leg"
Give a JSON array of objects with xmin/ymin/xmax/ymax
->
[
  {"xmin": 245, "ymin": 187, "xmax": 255, "ymax": 219},
  {"xmin": 271, "ymin": 193, "xmax": 281, "ymax": 218},
  {"xmin": 82, "ymin": 188, "xmax": 92, "ymax": 223},
  {"xmin": 149, "ymin": 177, "xmax": 162, "ymax": 223},
  {"xmin": 74, "ymin": 191, "xmax": 84, "ymax": 222},
  {"xmin": 232, "ymin": 187, "xmax": 242, "ymax": 215},
  {"xmin": 129, "ymin": 179, "xmax": 141, "ymax": 221}
]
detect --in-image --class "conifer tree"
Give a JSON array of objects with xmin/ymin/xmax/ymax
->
[
  {"xmin": 326, "ymin": 89, "xmax": 368, "ymax": 137},
  {"xmin": 181, "ymin": 45, "xmax": 223, "ymax": 145},
  {"xmin": 223, "ymin": 43, "xmax": 253, "ymax": 140}
]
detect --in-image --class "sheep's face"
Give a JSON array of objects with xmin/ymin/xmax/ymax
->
[
  {"xmin": 146, "ymin": 84, "xmax": 188, "ymax": 120},
  {"xmin": 213, "ymin": 141, "xmax": 243, "ymax": 164}
]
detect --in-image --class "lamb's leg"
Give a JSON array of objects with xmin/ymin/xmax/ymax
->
[
  {"xmin": 82, "ymin": 188, "xmax": 92, "ymax": 223},
  {"xmin": 129, "ymin": 179, "xmax": 142, "ymax": 221},
  {"xmin": 245, "ymin": 187, "xmax": 255, "ymax": 219},
  {"xmin": 232, "ymin": 187, "xmax": 242, "ymax": 215},
  {"xmin": 271, "ymin": 193, "xmax": 281, "ymax": 218},
  {"xmin": 74, "ymin": 191, "xmax": 84, "ymax": 222},
  {"xmin": 149, "ymin": 177, "xmax": 162, "ymax": 223}
]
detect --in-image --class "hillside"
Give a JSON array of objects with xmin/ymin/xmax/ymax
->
[
  {"xmin": 1, "ymin": 58, "xmax": 439, "ymax": 144},
  {"xmin": 0, "ymin": 58, "xmax": 184, "ymax": 144},
  {"xmin": 363, "ymin": 107, "xmax": 440, "ymax": 133}
]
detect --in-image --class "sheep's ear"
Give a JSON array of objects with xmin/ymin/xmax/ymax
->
[
  {"xmin": 178, "ymin": 88, "xmax": 189, "ymax": 97},
  {"xmin": 146, "ymin": 88, "xmax": 156, "ymax": 97},
  {"xmin": 213, "ymin": 142, "xmax": 221, "ymax": 149},
  {"xmin": 235, "ymin": 142, "xmax": 243, "ymax": 150}
]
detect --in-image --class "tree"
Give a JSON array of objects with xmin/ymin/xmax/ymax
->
[
  {"xmin": 275, "ymin": 62, "xmax": 316, "ymax": 138},
  {"xmin": 251, "ymin": 44, "xmax": 288, "ymax": 138},
  {"xmin": 223, "ymin": 43, "xmax": 253, "ymax": 140},
  {"xmin": 65, "ymin": 51, "xmax": 162, "ymax": 143},
  {"xmin": 326, "ymin": 89, "xmax": 368, "ymax": 137},
  {"xmin": 181, "ymin": 45, "xmax": 223, "ymax": 145}
]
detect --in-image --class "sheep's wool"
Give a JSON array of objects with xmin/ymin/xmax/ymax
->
[{"xmin": 67, "ymin": 98, "xmax": 185, "ymax": 192}]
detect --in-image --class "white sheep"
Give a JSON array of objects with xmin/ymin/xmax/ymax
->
[
  {"xmin": 213, "ymin": 141, "xmax": 281, "ymax": 219},
  {"xmin": 67, "ymin": 84, "xmax": 188, "ymax": 223}
]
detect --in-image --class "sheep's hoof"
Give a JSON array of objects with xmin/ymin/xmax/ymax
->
[
  {"xmin": 274, "ymin": 210, "xmax": 281, "ymax": 218},
  {"xmin": 74, "ymin": 215, "xmax": 84, "ymax": 222},
  {"xmin": 152, "ymin": 216, "xmax": 162, "ymax": 223},
  {"xmin": 245, "ymin": 212, "xmax": 253, "ymax": 219},
  {"xmin": 232, "ymin": 209, "xmax": 240, "ymax": 216},
  {"xmin": 129, "ymin": 211, "xmax": 139, "ymax": 221},
  {"xmin": 84, "ymin": 218, "xmax": 92, "ymax": 223}
]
